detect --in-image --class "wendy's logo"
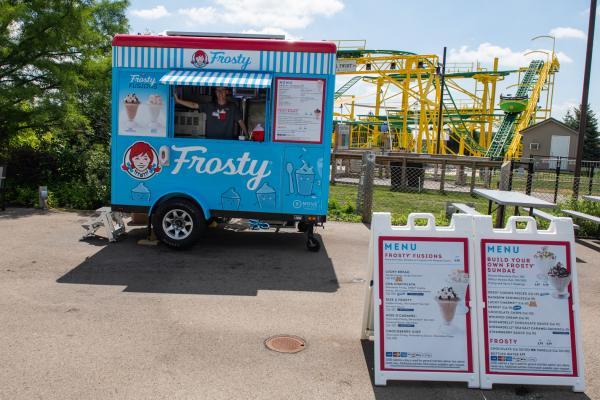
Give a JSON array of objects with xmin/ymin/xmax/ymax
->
[
  {"xmin": 191, "ymin": 50, "xmax": 209, "ymax": 68},
  {"xmin": 121, "ymin": 141, "xmax": 161, "ymax": 180}
]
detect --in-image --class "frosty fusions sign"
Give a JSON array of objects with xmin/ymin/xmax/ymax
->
[{"xmin": 379, "ymin": 237, "xmax": 473, "ymax": 373}]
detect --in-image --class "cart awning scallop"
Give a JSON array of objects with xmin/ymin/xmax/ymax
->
[{"xmin": 159, "ymin": 70, "xmax": 272, "ymax": 88}]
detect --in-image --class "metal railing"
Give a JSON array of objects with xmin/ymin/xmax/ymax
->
[{"xmin": 331, "ymin": 151, "xmax": 600, "ymax": 222}]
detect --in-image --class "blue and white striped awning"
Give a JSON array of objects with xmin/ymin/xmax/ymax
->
[{"xmin": 159, "ymin": 70, "xmax": 272, "ymax": 88}]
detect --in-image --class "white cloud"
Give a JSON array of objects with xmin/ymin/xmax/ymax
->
[
  {"xmin": 131, "ymin": 5, "xmax": 171, "ymax": 20},
  {"xmin": 448, "ymin": 43, "xmax": 572, "ymax": 69},
  {"xmin": 177, "ymin": 7, "xmax": 218, "ymax": 24},
  {"xmin": 549, "ymin": 27, "xmax": 586, "ymax": 40},
  {"xmin": 241, "ymin": 27, "xmax": 301, "ymax": 41},
  {"xmin": 178, "ymin": 0, "xmax": 344, "ymax": 29},
  {"xmin": 552, "ymin": 99, "xmax": 579, "ymax": 118}
]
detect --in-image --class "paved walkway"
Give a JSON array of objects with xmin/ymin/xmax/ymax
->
[{"xmin": 0, "ymin": 208, "xmax": 597, "ymax": 399}]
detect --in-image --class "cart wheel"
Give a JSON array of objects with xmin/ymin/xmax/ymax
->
[
  {"xmin": 306, "ymin": 237, "xmax": 321, "ymax": 252},
  {"xmin": 297, "ymin": 221, "xmax": 308, "ymax": 233},
  {"xmin": 152, "ymin": 198, "xmax": 206, "ymax": 249}
]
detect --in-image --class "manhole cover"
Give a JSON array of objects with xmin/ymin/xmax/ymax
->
[{"xmin": 264, "ymin": 335, "xmax": 306, "ymax": 353}]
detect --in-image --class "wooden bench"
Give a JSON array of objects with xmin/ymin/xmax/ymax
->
[
  {"xmin": 446, "ymin": 202, "xmax": 481, "ymax": 218},
  {"xmin": 523, "ymin": 207, "xmax": 579, "ymax": 230},
  {"xmin": 561, "ymin": 209, "xmax": 600, "ymax": 225}
]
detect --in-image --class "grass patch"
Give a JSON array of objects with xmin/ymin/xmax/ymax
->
[
  {"xmin": 328, "ymin": 183, "xmax": 600, "ymax": 237},
  {"xmin": 328, "ymin": 184, "xmax": 489, "ymax": 226}
]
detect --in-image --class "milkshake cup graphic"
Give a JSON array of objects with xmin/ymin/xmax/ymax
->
[
  {"xmin": 256, "ymin": 183, "xmax": 276, "ymax": 209},
  {"xmin": 130, "ymin": 183, "xmax": 151, "ymax": 201},
  {"xmin": 124, "ymin": 93, "xmax": 140, "ymax": 131},
  {"xmin": 534, "ymin": 246, "xmax": 556, "ymax": 281},
  {"xmin": 446, "ymin": 269, "xmax": 469, "ymax": 314},
  {"xmin": 314, "ymin": 108, "xmax": 321, "ymax": 120},
  {"xmin": 435, "ymin": 287, "xmax": 459, "ymax": 333},
  {"xmin": 295, "ymin": 161, "xmax": 315, "ymax": 196},
  {"xmin": 221, "ymin": 187, "xmax": 241, "ymax": 210},
  {"xmin": 548, "ymin": 262, "xmax": 571, "ymax": 299},
  {"xmin": 147, "ymin": 94, "xmax": 163, "ymax": 132}
]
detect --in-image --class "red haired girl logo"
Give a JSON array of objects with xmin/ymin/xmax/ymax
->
[
  {"xmin": 121, "ymin": 141, "xmax": 161, "ymax": 180},
  {"xmin": 191, "ymin": 50, "xmax": 209, "ymax": 68}
]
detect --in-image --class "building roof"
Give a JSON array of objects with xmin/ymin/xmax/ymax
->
[
  {"xmin": 112, "ymin": 34, "xmax": 337, "ymax": 53},
  {"xmin": 520, "ymin": 117, "xmax": 579, "ymax": 135}
]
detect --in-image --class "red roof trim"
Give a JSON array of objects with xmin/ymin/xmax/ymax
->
[{"xmin": 112, "ymin": 34, "xmax": 337, "ymax": 53}]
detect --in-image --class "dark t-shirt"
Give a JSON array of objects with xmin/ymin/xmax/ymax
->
[{"xmin": 198, "ymin": 102, "xmax": 242, "ymax": 140}]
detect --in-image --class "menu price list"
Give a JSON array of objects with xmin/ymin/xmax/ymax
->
[
  {"xmin": 483, "ymin": 241, "xmax": 575, "ymax": 375},
  {"xmin": 274, "ymin": 78, "xmax": 324, "ymax": 142},
  {"xmin": 381, "ymin": 238, "xmax": 470, "ymax": 372}
]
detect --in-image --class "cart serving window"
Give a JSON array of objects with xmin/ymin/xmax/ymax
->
[{"xmin": 110, "ymin": 33, "xmax": 336, "ymax": 250}]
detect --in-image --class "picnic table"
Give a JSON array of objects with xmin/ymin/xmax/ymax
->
[
  {"xmin": 472, "ymin": 188, "xmax": 556, "ymax": 228},
  {"xmin": 583, "ymin": 195, "xmax": 600, "ymax": 202}
]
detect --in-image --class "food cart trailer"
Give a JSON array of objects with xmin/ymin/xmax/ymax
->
[{"xmin": 110, "ymin": 33, "xmax": 337, "ymax": 251}]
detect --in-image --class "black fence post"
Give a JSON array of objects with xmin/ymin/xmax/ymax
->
[
  {"xmin": 554, "ymin": 157, "xmax": 561, "ymax": 204},
  {"xmin": 526, "ymin": 160, "xmax": 534, "ymax": 196},
  {"xmin": 508, "ymin": 161, "xmax": 514, "ymax": 191},
  {"xmin": 588, "ymin": 164, "xmax": 595, "ymax": 195},
  {"xmin": 440, "ymin": 160, "xmax": 447, "ymax": 193}
]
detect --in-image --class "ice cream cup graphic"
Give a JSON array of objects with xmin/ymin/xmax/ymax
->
[
  {"xmin": 124, "ymin": 93, "xmax": 141, "ymax": 131},
  {"xmin": 437, "ymin": 299, "xmax": 459, "ymax": 325},
  {"xmin": 130, "ymin": 183, "xmax": 150, "ymax": 202},
  {"xmin": 295, "ymin": 161, "xmax": 315, "ymax": 196},
  {"xmin": 147, "ymin": 94, "xmax": 163, "ymax": 131},
  {"xmin": 221, "ymin": 187, "xmax": 241, "ymax": 210},
  {"xmin": 548, "ymin": 262, "xmax": 571, "ymax": 299},
  {"xmin": 446, "ymin": 269, "xmax": 469, "ymax": 314},
  {"xmin": 435, "ymin": 287, "xmax": 460, "ymax": 328},
  {"xmin": 256, "ymin": 183, "xmax": 276, "ymax": 209},
  {"xmin": 125, "ymin": 103, "xmax": 140, "ymax": 121},
  {"xmin": 534, "ymin": 246, "xmax": 556, "ymax": 281}
]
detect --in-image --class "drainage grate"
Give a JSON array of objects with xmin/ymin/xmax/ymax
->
[{"xmin": 264, "ymin": 335, "xmax": 306, "ymax": 353}]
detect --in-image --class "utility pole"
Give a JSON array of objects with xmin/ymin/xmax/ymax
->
[
  {"xmin": 436, "ymin": 47, "xmax": 447, "ymax": 154},
  {"xmin": 573, "ymin": 0, "xmax": 597, "ymax": 199}
]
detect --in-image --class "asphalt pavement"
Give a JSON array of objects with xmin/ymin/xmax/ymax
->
[{"xmin": 0, "ymin": 208, "xmax": 598, "ymax": 399}]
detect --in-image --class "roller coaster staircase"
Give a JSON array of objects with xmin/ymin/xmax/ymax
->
[{"xmin": 484, "ymin": 60, "xmax": 545, "ymax": 160}]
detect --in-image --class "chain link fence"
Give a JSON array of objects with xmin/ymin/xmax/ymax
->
[{"xmin": 331, "ymin": 151, "xmax": 600, "ymax": 222}]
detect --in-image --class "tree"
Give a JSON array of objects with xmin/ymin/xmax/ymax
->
[
  {"xmin": 563, "ymin": 104, "xmax": 600, "ymax": 161},
  {"xmin": 0, "ymin": 0, "xmax": 129, "ymax": 155}
]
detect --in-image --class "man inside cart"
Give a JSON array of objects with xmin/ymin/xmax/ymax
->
[{"xmin": 175, "ymin": 86, "xmax": 248, "ymax": 140}]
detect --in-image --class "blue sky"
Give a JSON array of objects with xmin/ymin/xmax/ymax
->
[{"xmin": 126, "ymin": 0, "xmax": 599, "ymax": 119}]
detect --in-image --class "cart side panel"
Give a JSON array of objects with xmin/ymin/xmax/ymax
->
[{"xmin": 111, "ymin": 37, "xmax": 336, "ymax": 219}]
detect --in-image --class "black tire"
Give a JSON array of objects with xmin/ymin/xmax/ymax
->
[
  {"xmin": 297, "ymin": 221, "xmax": 308, "ymax": 233},
  {"xmin": 306, "ymin": 237, "xmax": 321, "ymax": 252},
  {"xmin": 152, "ymin": 198, "xmax": 206, "ymax": 249}
]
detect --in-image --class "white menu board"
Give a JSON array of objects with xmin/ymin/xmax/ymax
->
[
  {"xmin": 273, "ymin": 78, "xmax": 325, "ymax": 143},
  {"xmin": 481, "ymin": 240, "xmax": 578, "ymax": 376},
  {"xmin": 379, "ymin": 237, "xmax": 473, "ymax": 372},
  {"xmin": 118, "ymin": 71, "xmax": 168, "ymax": 137}
]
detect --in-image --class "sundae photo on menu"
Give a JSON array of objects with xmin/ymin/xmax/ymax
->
[
  {"xmin": 548, "ymin": 262, "xmax": 571, "ymax": 298},
  {"xmin": 124, "ymin": 93, "xmax": 140, "ymax": 131},
  {"xmin": 147, "ymin": 94, "xmax": 163, "ymax": 132},
  {"xmin": 447, "ymin": 269, "xmax": 469, "ymax": 314},
  {"xmin": 534, "ymin": 246, "xmax": 556, "ymax": 281},
  {"xmin": 436, "ymin": 286, "xmax": 460, "ymax": 329}
]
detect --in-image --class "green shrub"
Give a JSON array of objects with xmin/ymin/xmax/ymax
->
[{"xmin": 557, "ymin": 199, "xmax": 600, "ymax": 237}]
